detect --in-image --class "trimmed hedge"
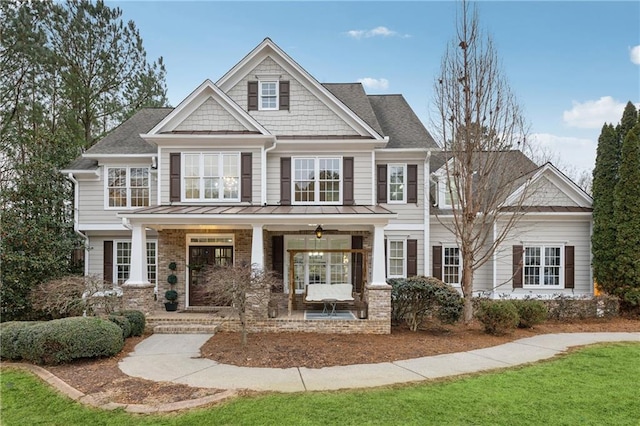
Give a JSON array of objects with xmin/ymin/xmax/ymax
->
[
  {"xmin": 0, "ymin": 317, "xmax": 123, "ymax": 365},
  {"xmin": 0, "ymin": 321, "xmax": 42, "ymax": 360},
  {"xmin": 108, "ymin": 315, "xmax": 132, "ymax": 338},
  {"xmin": 116, "ymin": 310, "xmax": 146, "ymax": 336},
  {"xmin": 512, "ymin": 300, "xmax": 548, "ymax": 328},
  {"xmin": 475, "ymin": 300, "xmax": 519, "ymax": 335}
]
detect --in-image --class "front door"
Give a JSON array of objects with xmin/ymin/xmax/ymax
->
[{"xmin": 188, "ymin": 245, "xmax": 233, "ymax": 306}]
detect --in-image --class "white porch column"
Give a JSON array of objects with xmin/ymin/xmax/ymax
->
[
  {"xmin": 125, "ymin": 222, "xmax": 149, "ymax": 286},
  {"xmin": 251, "ymin": 224, "xmax": 264, "ymax": 270},
  {"xmin": 371, "ymin": 224, "xmax": 387, "ymax": 285}
]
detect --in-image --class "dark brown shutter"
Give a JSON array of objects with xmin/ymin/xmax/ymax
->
[
  {"xmin": 384, "ymin": 238, "xmax": 388, "ymax": 278},
  {"xmin": 351, "ymin": 235, "xmax": 363, "ymax": 293},
  {"xmin": 407, "ymin": 164, "xmax": 418, "ymax": 203},
  {"xmin": 513, "ymin": 245, "xmax": 523, "ymax": 288},
  {"xmin": 248, "ymin": 81, "xmax": 258, "ymax": 111},
  {"xmin": 432, "ymin": 245, "xmax": 442, "ymax": 280},
  {"xmin": 272, "ymin": 235, "xmax": 284, "ymax": 278},
  {"xmin": 377, "ymin": 164, "xmax": 387, "ymax": 203},
  {"xmin": 169, "ymin": 153, "xmax": 181, "ymax": 202},
  {"xmin": 279, "ymin": 81, "xmax": 289, "ymax": 110},
  {"xmin": 343, "ymin": 157, "xmax": 354, "ymax": 205},
  {"xmin": 241, "ymin": 152, "xmax": 252, "ymax": 202},
  {"xmin": 280, "ymin": 157, "xmax": 291, "ymax": 205},
  {"xmin": 565, "ymin": 246, "xmax": 575, "ymax": 289},
  {"xmin": 104, "ymin": 240, "xmax": 113, "ymax": 283},
  {"xmin": 407, "ymin": 239, "xmax": 418, "ymax": 277}
]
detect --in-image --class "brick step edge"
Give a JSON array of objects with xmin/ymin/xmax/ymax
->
[{"xmin": 153, "ymin": 324, "xmax": 220, "ymax": 334}]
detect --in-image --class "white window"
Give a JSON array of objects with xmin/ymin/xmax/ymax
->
[
  {"xmin": 438, "ymin": 177, "xmax": 459, "ymax": 208},
  {"xmin": 114, "ymin": 241, "xmax": 157, "ymax": 285},
  {"xmin": 259, "ymin": 81, "xmax": 278, "ymax": 110},
  {"xmin": 523, "ymin": 245, "xmax": 562, "ymax": 287},
  {"xmin": 388, "ymin": 164, "xmax": 406, "ymax": 203},
  {"xmin": 387, "ymin": 239, "xmax": 406, "ymax": 278},
  {"xmin": 183, "ymin": 153, "xmax": 239, "ymax": 201},
  {"xmin": 293, "ymin": 157, "xmax": 341, "ymax": 204},
  {"xmin": 106, "ymin": 167, "xmax": 149, "ymax": 208},
  {"xmin": 284, "ymin": 236, "xmax": 351, "ymax": 293},
  {"xmin": 443, "ymin": 246, "xmax": 461, "ymax": 285}
]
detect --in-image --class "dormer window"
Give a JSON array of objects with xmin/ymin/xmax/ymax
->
[{"xmin": 260, "ymin": 81, "xmax": 277, "ymax": 110}]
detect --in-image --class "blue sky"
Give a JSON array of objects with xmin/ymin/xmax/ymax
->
[{"xmin": 110, "ymin": 1, "xmax": 639, "ymax": 176}]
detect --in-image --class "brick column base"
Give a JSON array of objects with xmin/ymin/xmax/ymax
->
[
  {"xmin": 121, "ymin": 284, "xmax": 156, "ymax": 315},
  {"xmin": 365, "ymin": 284, "xmax": 392, "ymax": 334}
]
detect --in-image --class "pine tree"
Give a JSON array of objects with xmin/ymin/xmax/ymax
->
[
  {"xmin": 613, "ymin": 123, "xmax": 640, "ymax": 310},
  {"xmin": 591, "ymin": 123, "xmax": 620, "ymax": 293}
]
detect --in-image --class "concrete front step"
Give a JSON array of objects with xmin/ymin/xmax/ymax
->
[{"xmin": 153, "ymin": 323, "xmax": 220, "ymax": 334}]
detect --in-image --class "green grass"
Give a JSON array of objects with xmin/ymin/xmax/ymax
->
[{"xmin": 2, "ymin": 343, "xmax": 640, "ymax": 425}]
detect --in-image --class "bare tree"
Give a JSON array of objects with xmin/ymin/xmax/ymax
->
[
  {"xmin": 432, "ymin": 1, "xmax": 534, "ymax": 322},
  {"xmin": 199, "ymin": 264, "xmax": 279, "ymax": 346}
]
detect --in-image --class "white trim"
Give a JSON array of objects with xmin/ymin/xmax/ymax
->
[
  {"xmin": 114, "ymin": 239, "xmax": 157, "ymax": 287},
  {"xmin": 258, "ymin": 80, "xmax": 278, "ymax": 111},
  {"xmin": 387, "ymin": 163, "xmax": 407, "ymax": 204},
  {"xmin": 386, "ymin": 238, "xmax": 407, "ymax": 278},
  {"xmin": 424, "ymin": 152, "xmax": 430, "ymax": 276},
  {"xmin": 291, "ymin": 156, "xmax": 343, "ymax": 205},
  {"xmin": 521, "ymin": 243, "xmax": 566, "ymax": 289},
  {"xmin": 78, "ymin": 224, "xmax": 129, "ymax": 231},
  {"xmin": 442, "ymin": 245, "xmax": 462, "ymax": 286},
  {"xmin": 384, "ymin": 224, "xmax": 425, "ymax": 231},
  {"xmin": 181, "ymin": 152, "xmax": 241, "ymax": 202},
  {"xmin": 104, "ymin": 166, "xmax": 151, "ymax": 210}
]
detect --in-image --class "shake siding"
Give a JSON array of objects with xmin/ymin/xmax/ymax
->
[
  {"xmin": 226, "ymin": 57, "xmax": 358, "ymax": 136},
  {"xmin": 521, "ymin": 176, "xmax": 580, "ymax": 207},
  {"xmin": 266, "ymin": 152, "xmax": 371, "ymax": 205},
  {"xmin": 494, "ymin": 219, "xmax": 592, "ymax": 295},
  {"xmin": 174, "ymin": 97, "xmax": 247, "ymax": 131}
]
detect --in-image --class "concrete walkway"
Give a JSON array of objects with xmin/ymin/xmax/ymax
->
[{"xmin": 119, "ymin": 332, "xmax": 640, "ymax": 393}]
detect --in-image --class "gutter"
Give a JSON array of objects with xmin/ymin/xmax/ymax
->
[{"xmin": 67, "ymin": 173, "xmax": 89, "ymax": 276}]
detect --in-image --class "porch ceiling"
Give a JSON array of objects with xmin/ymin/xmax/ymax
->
[{"xmin": 118, "ymin": 204, "xmax": 397, "ymax": 227}]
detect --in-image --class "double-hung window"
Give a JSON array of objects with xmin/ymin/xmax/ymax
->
[
  {"xmin": 443, "ymin": 246, "xmax": 461, "ymax": 285},
  {"xmin": 388, "ymin": 164, "xmax": 406, "ymax": 203},
  {"xmin": 259, "ymin": 81, "xmax": 278, "ymax": 110},
  {"xmin": 107, "ymin": 167, "xmax": 149, "ymax": 208},
  {"xmin": 183, "ymin": 153, "xmax": 239, "ymax": 201},
  {"xmin": 114, "ymin": 241, "xmax": 157, "ymax": 285},
  {"xmin": 523, "ymin": 245, "xmax": 562, "ymax": 287},
  {"xmin": 387, "ymin": 239, "xmax": 406, "ymax": 278},
  {"xmin": 293, "ymin": 157, "xmax": 341, "ymax": 204}
]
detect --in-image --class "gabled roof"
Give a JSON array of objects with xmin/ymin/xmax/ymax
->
[
  {"xmin": 368, "ymin": 95, "xmax": 438, "ymax": 149},
  {"xmin": 216, "ymin": 38, "xmax": 385, "ymax": 140},
  {"xmin": 84, "ymin": 108, "xmax": 173, "ymax": 156},
  {"xmin": 322, "ymin": 83, "xmax": 383, "ymax": 136}
]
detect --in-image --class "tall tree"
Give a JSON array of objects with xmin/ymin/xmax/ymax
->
[
  {"xmin": 613, "ymin": 122, "xmax": 640, "ymax": 310},
  {"xmin": 591, "ymin": 123, "xmax": 620, "ymax": 293},
  {"xmin": 432, "ymin": 1, "xmax": 531, "ymax": 322},
  {"xmin": 0, "ymin": 0, "xmax": 167, "ymax": 320}
]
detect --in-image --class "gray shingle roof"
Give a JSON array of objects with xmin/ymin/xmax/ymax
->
[
  {"xmin": 63, "ymin": 157, "xmax": 98, "ymax": 171},
  {"xmin": 368, "ymin": 95, "xmax": 438, "ymax": 149},
  {"xmin": 322, "ymin": 83, "xmax": 384, "ymax": 136},
  {"xmin": 85, "ymin": 108, "xmax": 173, "ymax": 155}
]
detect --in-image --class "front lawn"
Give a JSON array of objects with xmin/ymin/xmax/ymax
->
[{"xmin": 2, "ymin": 342, "xmax": 639, "ymax": 425}]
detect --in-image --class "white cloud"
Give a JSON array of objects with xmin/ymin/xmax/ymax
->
[
  {"xmin": 562, "ymin": 96, "xmax": 626, "ymax": 129},
  {"xmin": 357, "ymin": 77, "xmax": 389, "ymax": 91},
  {"xmin": 346, "ymin": 26, "xmax": 409, "ymax": 39},
  {"xmin": 630, "ymin": 45, "xmax": 640, "ymax": 65},
  {"xmin": 530, "ymin": 133, "xmax": 596, "ymax": 172}
]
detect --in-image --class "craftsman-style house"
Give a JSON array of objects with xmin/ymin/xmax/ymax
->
[{"xmin": 62, "ymin": 38, "xmax": 593, "ymax": 333}]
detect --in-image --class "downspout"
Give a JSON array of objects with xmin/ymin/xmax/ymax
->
[
  {"xmin": 68, "ymin": 173, "xmax": 89, "ymax": 276},
  {"xmin": 424, "ymin": 151, "xmax": 431, "ymax": 276},
  {"xmin": 262, "ymin": 137, "xmax": 277, "ymax": 206}
]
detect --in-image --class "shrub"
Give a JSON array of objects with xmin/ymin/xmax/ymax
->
[
  {"xmin": 3, "ymin": 317, "xmax": 123, "ymax": 365},
  {"xmin": 116, "ymin": 310, "xmax": 146, "ymax": 336},
  {"xmin": 108, "ymin": 315, "xmax": 132, "ymax": 338},
  {"xmin": 512, "ymin": 300, "xmax": 548, "ymax": 328},
  {"xmin": 165, "ymin": 290, "xmax": 178, "ymax": 302},
  {"xmin": 475, "ymin": 300, "xmax": 519, "ymax": 335},
  {"xmin": 390, "ymin": 276, "xmax": 463, "ymax": 331},
  {"xmin": 0, "ymin": 322, "xmax": 42, "ymax": 360}
]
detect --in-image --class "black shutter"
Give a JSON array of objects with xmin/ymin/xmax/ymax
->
[
  {"xmin": 513, "ymin": 245, "xmax": 523, "ymax": 288},
  {"xmin": 241, "ymin": 152, "xmax": 252, "ymax": 202},
  {"xmin": 565, "ymin": 246, "xmax": 575, "ymax": 289},
  {"xmin": 407, "ymin": 239, "xmax": 418, "ymax": 277},
  {"xmin": 248, "ymin": 81, "xmax": 258, "ymax": 111},
  {"xmin": 377, "ymin": 164, "xmax": 387, "ymax": 203},
  {"xmin": 280, "ymin": 157, "xmax": 291, "ymax": 205},
  {"xmin": 407, "ymin": 164, "xmax": 418, "ymax": 203},
  {"xmin": 104, "ymin": 241, "xmax": 113, "ymax": 283},
  {"xmin": 272, "ymin": 235, "xmax": 284, "ymax": 278},
  {"xmin": 432, "ymin": 245, "xmax": 442, "ymax": 280},
  {"xmin": 169, "ymin": 153, "xmax": 181, "ymax": 202},
  {"xmin": 279, "ymin": 81, "xmax": 290, "ymax": 110},
  {"xmin": 351, "ymin": 235, "xmax": 363, "ymax": 293},
  {"xmin": 343, "ymin": 157, "xmax": 354, "ymax": 205}
]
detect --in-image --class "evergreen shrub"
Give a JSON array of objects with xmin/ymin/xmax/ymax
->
[
  {"xmin": 117, "ymin": 310, "xmax": 146, "ymax": 336},
  {"xmin": 511, "ymin": 299, "xmax": 548, "ymax": 328},
  {"xmin": 108, "ymin": 315, "xmax": 132, "ymax": 338},
  {"xmin": 475, "ymin": 300, "xmax": 519, "ymax": 335}
]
